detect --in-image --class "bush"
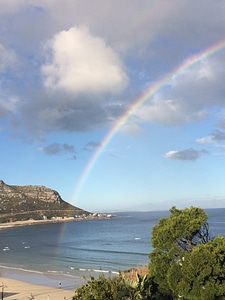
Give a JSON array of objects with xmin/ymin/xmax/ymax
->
[
  {"xmin": 73, "ymin": 272, "xmax": 163, "ymax": 300},
  {"xmin": 72, "ymin": 274, "xmax": 129, "ymax": 300}
]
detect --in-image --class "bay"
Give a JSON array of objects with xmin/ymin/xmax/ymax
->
[{"xmin": 0, "ymin": 208, "xmax": 225, "ymax": 288}]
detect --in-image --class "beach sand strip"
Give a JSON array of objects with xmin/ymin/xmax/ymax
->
[{"xmin": 0, "ymin": 277, "xmax": 75, "ymax": 300}]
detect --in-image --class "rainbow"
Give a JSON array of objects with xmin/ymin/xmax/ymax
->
[{"xmin": 73, "ymin": 38, "xmax": 225, "ymax": 204}]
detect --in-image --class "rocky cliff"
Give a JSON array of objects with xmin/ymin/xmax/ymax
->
[{"xmin": 0, "ymin": 180, "xmax": 89, "ymax": 223}]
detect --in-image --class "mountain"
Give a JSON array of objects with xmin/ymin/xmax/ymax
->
[
  {"xmin": 126, "ymin": 198, "xmax": 225, "ymax": 212},
  {"xmin": 0, "ymin": 180, "xmax": 89, "ymax": 223}
]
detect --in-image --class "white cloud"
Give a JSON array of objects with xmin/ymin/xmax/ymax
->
[
  {"xmin": 196, "ymin": 130, "xmax": 225, "ymax": 152},
  {"xmin": 121, "ymin": 122, "xmax": 143, "ymax": 136},
  {"xmin": 0, "ymin": 97, "xmax": 20, "ymax": 117},
  {"xmin": 42, "ymin": 27, "xmax": 128, "ymax": 95},
  {"xmin": 132, "ymin": 54, "xmax": 225, "ymax": 127},
  {"xmin": 136, "ymin": 95, "xmax": 207, "ymax": 126},
  {"xmin": 0, "ymin": 43, "xmax": 17, "ymax": 71},
  {"xmin": 196, "ymin": 136, "xmax": 213, "ymax": 144},
  {"xmin": 165, "ymin": 148, "xmax": 207, "ymax": 161},
  {"xmin": 197, "ymin": 59, "xmax": 215, "ymax": 81},
  {"xmin": 165, "ymin": 150, "xmax": 179, "ymax": 158}
]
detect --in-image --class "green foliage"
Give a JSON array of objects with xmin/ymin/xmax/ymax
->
[
  {"xmin": 168, "ymin": 236, "xmax": 225, "ymax": 300},
  {"xmin": 148, "ymin": 206, "xmax": 225, "ymax": 299},
  {"xmin": 124, "ymin": 274, "xmax": 154, "ymax": 299},
  {"xmin": 149, "ymin": 206, "xmax": 209, "ymax": 297},
  {"xmin": 151, "ymin": 206, "xmax": 209, "ymax": 252},
  {"xmin": 73, "ymin": 273, "xmax": 158, "ymax": 300},
  {"xmin": 73, "ymin": 274, "xmax": 130, "ymax": 300}
]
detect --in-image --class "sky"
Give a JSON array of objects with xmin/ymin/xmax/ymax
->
[{"xmin": 2, "ymin": 0, "xmax": 225, "ymax": 212}]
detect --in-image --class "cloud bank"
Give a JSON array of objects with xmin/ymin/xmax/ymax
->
[{"xmin": 1, "ymin": 0, "xmax": 225, "ymax": 149}]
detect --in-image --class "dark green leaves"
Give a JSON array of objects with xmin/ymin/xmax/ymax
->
[{"xmin": 149, "ymin": 206, "xmax": 225, "ymax": 299}]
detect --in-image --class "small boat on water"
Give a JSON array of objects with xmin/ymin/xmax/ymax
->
[{"xmin": 3, "ymin": 246, "xmax": 10, "ymax": 251}]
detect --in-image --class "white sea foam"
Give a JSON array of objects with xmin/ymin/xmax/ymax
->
[{"xmin": 0, "ymin": 264, "xmax": 43, "ymax": 274}]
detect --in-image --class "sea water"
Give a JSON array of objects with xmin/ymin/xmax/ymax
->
[{"xmin": 0, "ymin": 209, "xmax": 225, "ymax": 289}]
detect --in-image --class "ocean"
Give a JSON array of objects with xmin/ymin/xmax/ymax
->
[{"xmin": 0, "ymin": 208, "xmax": 225, "ymax": 289}]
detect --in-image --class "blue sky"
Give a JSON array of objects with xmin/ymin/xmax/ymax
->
[{"xmin": 1, "ymin": 0, "xmax": 225, "ymax": 212}]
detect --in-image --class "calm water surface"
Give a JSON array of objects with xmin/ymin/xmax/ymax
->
[{"xmin": 0, "ymin": 209, "xmax": 224, "ymax": 288}]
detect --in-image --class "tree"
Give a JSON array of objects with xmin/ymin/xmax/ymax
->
[
  {"xmin": 149, "ymin": 206, "xmax": 209, "ymax": 297},
  {"xmin": 151, "ymin": 206, "xmax": 209, "ymax": 252},
  {"xmin": 167, "ymin": 236, "xmax": 225, "ymax": 300}
]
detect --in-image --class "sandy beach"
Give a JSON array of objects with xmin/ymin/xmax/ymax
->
[{"xmin": 0, "ymin": 277, "xmax": 75, "ymax": 300}]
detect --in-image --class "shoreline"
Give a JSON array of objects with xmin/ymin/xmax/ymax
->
[
  {"xmin": 0, "ymin": 276, "xmax": 76, "ymax": 300},
  {"xmin": 0, "ymin": 265, "xmax": 84, "ymax": 291},
  {"xmin": 0, "ymin": 214, "xmax": 116, "ymax": 229}
]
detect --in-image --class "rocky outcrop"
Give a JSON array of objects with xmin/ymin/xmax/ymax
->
[
  {"xmin": 0, "ymin": 180, "xmax": 89, "ymax": 223},
  {"xmin": 0, "ymin": 180, "xmax": 62, "ymax": 204}
]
